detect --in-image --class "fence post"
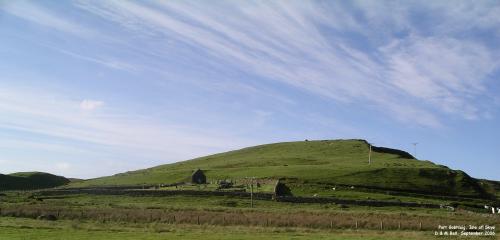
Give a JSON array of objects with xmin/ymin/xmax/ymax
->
[
  {"xmin": 380, "ymin": 221, "xmax": 383, "ymax": 230},
  {"xmin": 398, "ymin": 222, "xmax": 401, "ymax": 230},
  {"xmin": 223, "ymin": 216, "xmax": 225, "ymax": 226},
  {"xmin": 419, "ymin": 222, "xmax": 422, "ymax": 231},
  {"xmin": 355, "ymin": 220, "xmax": 358, "ymax": 229},
  {"xmin": 173, "ymin": 215, "xmax": 176, "ymax": 224},
  {"xmin": 330, "ymin": 220, "xmax": 333, "ymax": 229},
  {"xmin": 197, "ymin": 215, "xmax": 200, "ymax": 225}
]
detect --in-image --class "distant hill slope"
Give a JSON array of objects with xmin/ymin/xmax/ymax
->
[
  {"xmin": 0, "ymin": 172, "xmax": 70, "ymax": 191},
  {"xmin": 480, "ymin": 179, "xmax": 500, "ymax": 198},
  {"xmin": 70, "ymin": 139, "xmax": 492, "ymax": 199}
]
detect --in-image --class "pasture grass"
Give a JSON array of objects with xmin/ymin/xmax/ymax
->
[
  {"xmin": 0, "ymin": 217, "xmax": 447, "ymax": 240},
  {"xmin": 1, "ymin": 193, "xmax": 498, "ymax": 231},
  {"xmin": 68, "ymin": 140, "xmax": 493, "ymax": 199}
]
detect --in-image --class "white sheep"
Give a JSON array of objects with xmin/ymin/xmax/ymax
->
[
  {"xmin": 497, "ymin": 208, "xmax": 500, "ymax": 214},
  {"xmin": 492, "ymin": 207, "xmax": 496, "ymax": 214},
  {"xmin": 332, "ymin": 187, "xmax": 336, "ymax": 191},
  {"xmin": 484, "ymin": 205, "xmax": 490, "ymax": 209}
]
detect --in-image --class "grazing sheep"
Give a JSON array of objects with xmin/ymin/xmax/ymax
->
[
  {"xmin": 484, "ymin": 206, "xmax": 500, "ymax": 214},
  {"xmin": 440, "ymin": 205, "xmax": 454, "ymax": 211},
  {"xmin": 37, "ymin": 214, "xmax": 57, "ymax": 221},
  {"xmin": 332, "ymin": 187, "xmax": 336, "ymax": 191}
]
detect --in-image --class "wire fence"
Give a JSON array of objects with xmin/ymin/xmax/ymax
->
[{"xmin": 1, "ymin": 205, "xmax": 497, "ymax": 231}]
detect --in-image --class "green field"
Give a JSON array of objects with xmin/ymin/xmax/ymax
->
[
  {"xmin": 0, "ymin": 217, "xmax": 447, "ymax": 240},
  {"xmin": 70, "ymin": 140, "xmax": 495, "ymax": 199},
  {"xmin": 2, "ymin": 191, "xmax": 499, "ymax": 239},
  {"xmin": 1, "ymin": 191, "xmax": 499, "ymax": 238}
]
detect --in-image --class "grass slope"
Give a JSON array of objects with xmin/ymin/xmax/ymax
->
[
  {"xmin": 71, "ymin": 139, "xmax": 490, "ymax": 198},
  {"xmin": 0, "ymin": 172, "xmax": 69, "ymax": 191}
]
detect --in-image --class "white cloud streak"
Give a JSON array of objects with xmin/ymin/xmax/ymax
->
[
  {"xmin": 73, "ymin": 0, "xmax": 499, "ymax": 128},
  {"xmin": 381, "ymin": 36, "xmax": 496, "ymax": 120},
  {"xmin": 56, "ymin": 48, "xmax": 140, "ymax": 73},
  {"xmin": 1, "ymin": 1, "xmax": 95, "ymax": 38}
]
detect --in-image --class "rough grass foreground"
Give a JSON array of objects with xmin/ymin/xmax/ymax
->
[
  {"xmin": 0, "ymin": 217, "xmax": 445, "ymax": 240},
  {"xmin": 1, "ymin": 204, "xmax": 499, "ymax": 232}
]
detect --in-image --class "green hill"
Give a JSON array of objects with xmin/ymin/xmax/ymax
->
[
  {"xmin": 0, "ymin": 172, "xmax": 70, "ymax": 191},
  {"xmin": 70, "ymin": 139, "xmax": 492, "ymax": 199}
]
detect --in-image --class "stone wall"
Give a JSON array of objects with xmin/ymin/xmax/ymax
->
[{"xmin": 37, "ymin": 189, "xmax": 274, "ymax": 200}]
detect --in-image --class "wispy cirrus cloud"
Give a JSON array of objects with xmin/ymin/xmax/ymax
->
[
  {"xmin": 1, "ymin": 1, "xmax": 95, "ymax": 38},
  {"xmin": 5, "ymin": 1, "xmax": 498, "ymax": 128},
  {"xmin": 381, "ymin": 36, "xmax": 497, "ymax": 120},
  {"xmin": 71, "ymin": 0, "xmax": 498, "ymax": 128},
  {"xmin": 55, "ymin": 48, "xmax": 140, "ymax": 73}
]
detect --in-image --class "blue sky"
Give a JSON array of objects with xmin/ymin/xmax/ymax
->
[{"xmin": 1, "ymin": 1, "xmax": 499, "ymax": 180}]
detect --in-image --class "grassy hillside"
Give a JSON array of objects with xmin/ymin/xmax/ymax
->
[
  {"xmin": 0, "ymin": 172, "xmax": 70, "ymax": 191},
  {"xmin": 70, "ymin": 139, "xmax": 491, "ymax": 198},
  {"xmin": 480, "ymin": 179, "xmax": 500, "ymax": 198}
]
